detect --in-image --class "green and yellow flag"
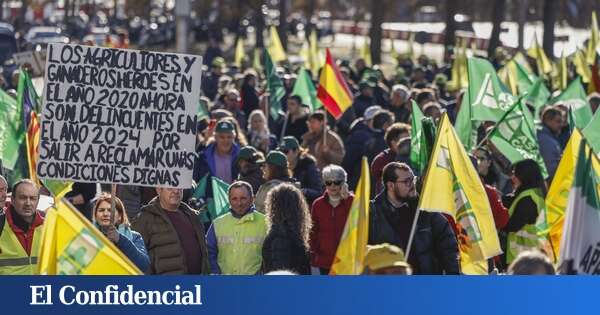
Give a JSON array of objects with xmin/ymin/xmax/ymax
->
[
  {"xmin": 551, "ymin": 77, "xmax": 594, "ymax": 130},
  {"xmin": 573, "ymin": 49, "xmax": 592, "ymax": 83},
  {"xmin": 545, "ymin": 129, "xmax": 600, "ymax": 261},
  {"xmin": 419, "ymin": 115, "xmax": 502, "ymax": 274},
  {"xmin": 330, "ymin": 157, "xmax": 370, "ymax": 275},
  {"xmin": 37, "ymin": 199, "xmax": 142, "ymax": 275}
]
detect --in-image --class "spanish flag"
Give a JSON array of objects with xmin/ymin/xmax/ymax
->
[
  {"xmin": 330, "ymin": 157, "xmax": 370, "ymax": 275},
  {"xmin": 25, "ymin": 111, "xmax": 40, "ymax": 186},
  {"xmin": 37, "ymin": 199, "xmax": 142, "ymax": 275},
  {"xmin": 419, "ymin": 114, "xmax": 502, "ymax": 274},
  {"xmin": 317, "ymin": 48, "xmax": 353, "ymax": 119}
]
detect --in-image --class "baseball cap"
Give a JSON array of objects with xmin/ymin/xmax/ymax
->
[
  {"xmin": 363, "ymin": 243, "xmax": 410, "ymax": 272},
  {"xmin": 278, "ymin": 136, "xmax": 300, "ymax": 152},
  {"xmin": 359, "ymin": 79, "xmax": 376, "ymax": 90},
  {"xmin": 363, "ymin": 105, "xmax": 382, "ymax": 121},
  {"xmin": 215, "ymin": 120, "xmax": 235, "ymax": 134},
  {"xmin": 211, "ymin": 57, "xmax": 225, "ymax": 68},
  {"xmin": 265, "ymin": 151, "xmax": 288, "ymax": 168},
  {"xmin": 236, "ymin": 146, "xmax": 264, "ymax": 164}
]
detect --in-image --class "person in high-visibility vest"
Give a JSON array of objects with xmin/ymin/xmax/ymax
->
[
  {"xmin": 205, "ymin": 181, "xmax": 267, "ymax": 275},
  {"xmin": 0, "ymin": 179, "xmax": 42, "ymax": 275},
  {"xmin": 502, "ymin": 159, "xmax": 552, "ymax": 266}
]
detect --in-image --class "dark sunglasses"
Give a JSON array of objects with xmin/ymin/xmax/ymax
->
[{"xmin": 325, "ymin": 180, "xmax": 343, "ymax": 186}]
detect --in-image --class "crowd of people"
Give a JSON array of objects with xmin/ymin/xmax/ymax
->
[{"xmin": 1, "ymin": 35, "xmax": 598, "ymax": 275}]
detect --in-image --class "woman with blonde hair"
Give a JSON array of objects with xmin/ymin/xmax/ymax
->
[
  {"xmin": 262, "ymin": 183, "xmax": 312, "ymax": 275},
  {"xmin": 93, "ymin": 193, "xmax": 150, "ymax": 272},
  {"xmin": 247, "ymin": 109, "xmax": 277, "ymax": 153}
]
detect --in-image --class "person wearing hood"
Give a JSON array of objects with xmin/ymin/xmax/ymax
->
[{"xmin": 93, "ymin": 193, "xmax": 150, "ymax": 273}]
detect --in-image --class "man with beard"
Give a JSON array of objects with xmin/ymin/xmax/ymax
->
[{"xmin": 368, "ymin": 162, "xmax": 459, "ymax": 275}]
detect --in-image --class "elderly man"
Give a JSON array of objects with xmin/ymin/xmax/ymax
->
[
  {"xmin": 206, "ymin": 181, "xmax": 267, "ymax": 275},
  {"xmin": 388, "ymin": 84, "xmax": 411, "ymax": 123},
  {"xmin": 0, "ymin": 179, "xmax": 43, "ymax": 275},
  {"xmin": 132, "ymin": 186, "xmax": 210, "ymax": 275},
  {"xmin": 194, "ymin": 119, "xmax": 240, "ymax": 184}
]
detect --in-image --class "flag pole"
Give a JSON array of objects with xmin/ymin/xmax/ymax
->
[
  {"xmin": 279, "ymin": 112, "xmax": 289, "ymax": 142},
  {"xmin": 404, "ymin": 207, "xmax": 421, "ymax": 262},
  {"xmin": 322, "ymin": 119, "xmax": 327, "ymax": 147}
]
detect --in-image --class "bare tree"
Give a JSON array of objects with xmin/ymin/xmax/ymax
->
[
  {"xmin": 487, "ymin": 0, "xmax": 506, "ymax": 57},
  {"xmin": 542, "ymin": 0, "xmax": 556, "ymax": 59},
  {"xmin": 278, "ymin": 0, "xmax": 288, "ymax": 51},
  {"xmin": 444, "ymin": 0, "xmax": 458, "ymax": 54},
  {"xmin": 369, "ymin": 0, "xmax": 385, "ymax": 64}
]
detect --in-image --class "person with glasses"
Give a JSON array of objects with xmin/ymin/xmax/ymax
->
[
  {"xmin": 309, "ymin": 165, "xmax": 353, "ymax": 275},
  {"xmin": 368, "ymin": 162, "xmax": 459, "ymax": 274},
  {"xmin": 254, "ymin": 151, "xmax": 296, "ymax": 213},
  {"xmin": 279, "ymin": 136, "xmax": 323, "ymax": 206}
]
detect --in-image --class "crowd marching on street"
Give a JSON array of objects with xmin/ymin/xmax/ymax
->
[{"xmin": 2, "ymin": 5, "xmax": 600, "ymax": 276}]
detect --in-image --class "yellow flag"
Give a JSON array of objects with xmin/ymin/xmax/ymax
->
[
  {"xmin": 419, "ymin": 115, "xmax": 502, "ymax": 274},
  {"xmin": 252, "ymin": 48, "xmax": 262, "ymax": 71},
  {"xmin": 573, "ymin": 48, "xmax": 592, "ymax": 83},
  {"xmin": 360, "ymin": 38, "xmax": 372, "ymax": 66},
  {"xmin": 37, "ymin": 199, "xmax": 142, "ymax": 275},
  {"xmin": 234, "ymin": 37, "xmax": 244, "ymax": 68},
  {"xmin": 498, "ymin": 60, "xmax": 518, "ymax": 95},
  {"xmin": 546, "ymin": 129, "xmax": 600, "ymax": 261},
  {"xmin": 586, "ymin": 11, "xmax": 599, "ymax": 65},
  {"xmin": 330, "ymin": 157, "xmax": 370, "ymax": 275},
  {"xmin": 557, "ymin": 52, "xmax": 568, "ymax": 91},
  {"xmin": 448, "ymin": 39, "xmax": 468, "ymax": 91},
  {"xmin": 527, "ymin": 36, "xmax": 553, "ymax": 75},
  {"xmin": 513, "ymin": 51, "xmax": 534, "ymax": 74},
  {"xmin": 390, "ymin": 39, "xmax": 399, "ymax": 66},
  {"xmin": 266, "ymin": 26, "xmax": 286, "ymax": 63}
]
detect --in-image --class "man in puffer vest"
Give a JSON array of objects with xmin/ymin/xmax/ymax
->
[
  {"xmin": 0, "ymin": 179, "xmax": 42, "ymax": 275},
  {"xmin": 206, "ymin": 181, "xmax": 267, "ymax": 274}
]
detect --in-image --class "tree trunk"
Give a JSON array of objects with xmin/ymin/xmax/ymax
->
[
  {"xmin": 517, "ymin": 0, "xmax": 529, "ymax": 50},
  {"xmin": 304, "ymin": 0, "xmax": 316, "ymax": 40},
  {"xmin": 278, "ymin": 0, "xmax": 288, "ymax": 51},
  {"xmin": 255, "ymin": 5, "xmax": 264, "ymax": 49},
  {"xmin": 444, "ymin": 0, "xmax": 458, "ymax": 54},
  {"xmin": 542, "ymin": 0, "xmax": 556, "ymax": 59},
  {"xmin": 369, "ymin": 0, "xmax": 384, "ymax": 65},
  {"xmin": 487, "ymin": 0, "xmax": 506, "ymax": 57}
]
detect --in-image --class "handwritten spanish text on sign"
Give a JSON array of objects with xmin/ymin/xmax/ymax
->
[{"xmin": 37, "ymin": 43, "xmax": 202, "ymax": 188}]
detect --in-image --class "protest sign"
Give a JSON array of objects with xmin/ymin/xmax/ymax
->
[{"xmin": 37, "ymin": 43, "xmax": 202, "ymax": 188}]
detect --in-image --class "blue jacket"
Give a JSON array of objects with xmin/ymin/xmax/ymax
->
[
  {"xmin": 537, "ymin": 126, "xmax": 562, "ymax": 181},
  {"xmin": 342, "ymin": 120, "xmax": 374, "ymax": 188},
  {"xmin": 96, "ymin": 223, "xmax": 150, "ymax": 273},
  {"xmin": 193, "ymin": 142, "xmax": 240, "ymax": 183}
]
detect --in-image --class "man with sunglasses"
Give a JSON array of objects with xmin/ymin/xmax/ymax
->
[{"xmin": 368, "ymin": 162, "xmax": 459, "ymax": 274}]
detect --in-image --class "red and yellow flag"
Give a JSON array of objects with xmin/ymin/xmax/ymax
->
[
  {"xmin": 25, "ymin": 111, "xmax": 40, "ymax": 186},
  {"xmin": 317, "ymin": 48, "xmax": 353, "ymax": 119}
]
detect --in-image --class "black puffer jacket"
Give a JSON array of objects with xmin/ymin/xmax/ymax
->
[
  {"xmin": 262, "ymin": 225, "xmax": 311, "ymax": 275},
  {"xmin": 293, "ymin": 154, "xmax": 324, "ymax": 206},
  {"xmin": 368, "ymin": 191, "xmax": 460, "ymax": 275}
]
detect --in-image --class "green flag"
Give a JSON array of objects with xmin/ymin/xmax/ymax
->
[
  {"xmin": 467, "ymin": 57, "xmax": 515, "ymax": 122},
  {"xmin": 525, "ymin": 78, "xmax": 551, "ymax": 122},
  {"xmin": 191, "ymin": 174, "xmax": 210, "ymax": 222},
  {"xmin": 264, "ymin": 50, "xmax": 285, "ymax": 121},
  {"xmin": 0, "ymin": 89, "xmax": 23, "ymax": 170},
  {"xmin": 292, "ymin": 67, "xmax": 322, "ymax": 112},
  {"xmin": 410, "ymin": 100, "xmax": 426, "ymax": 173},
  {"xmin": 551, "ymin": 77, "xmax": 594, "ymax": 129},
  {"xmin": 515, "ymin": 60, "xmax": 536, "ymax": 94},
  {"xmin": 43, "ymin": 179, "xmax": 73, "ymax": 199},
  {"xmin": 197, "ymin": 98, "xmax": 210, "ymax": 120},
  {"xmin": 488, "ymin": 97, "xmax": 549, "ymax": 178},
  {"xmin": 582, "ymin": 109, "xmax": 600, "ymax": 154},
  {"xmin": 455, "ymin": 91, "xmax": 477, "ymax": 150},
  {"xmin": 209, "ymin": 176, "xmax": 230, "ymax": 219}
]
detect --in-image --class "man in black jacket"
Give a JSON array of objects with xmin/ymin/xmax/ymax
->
[{"xmin": 368, "ymin": 162, "xmax": 460, "ymax": 274}]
